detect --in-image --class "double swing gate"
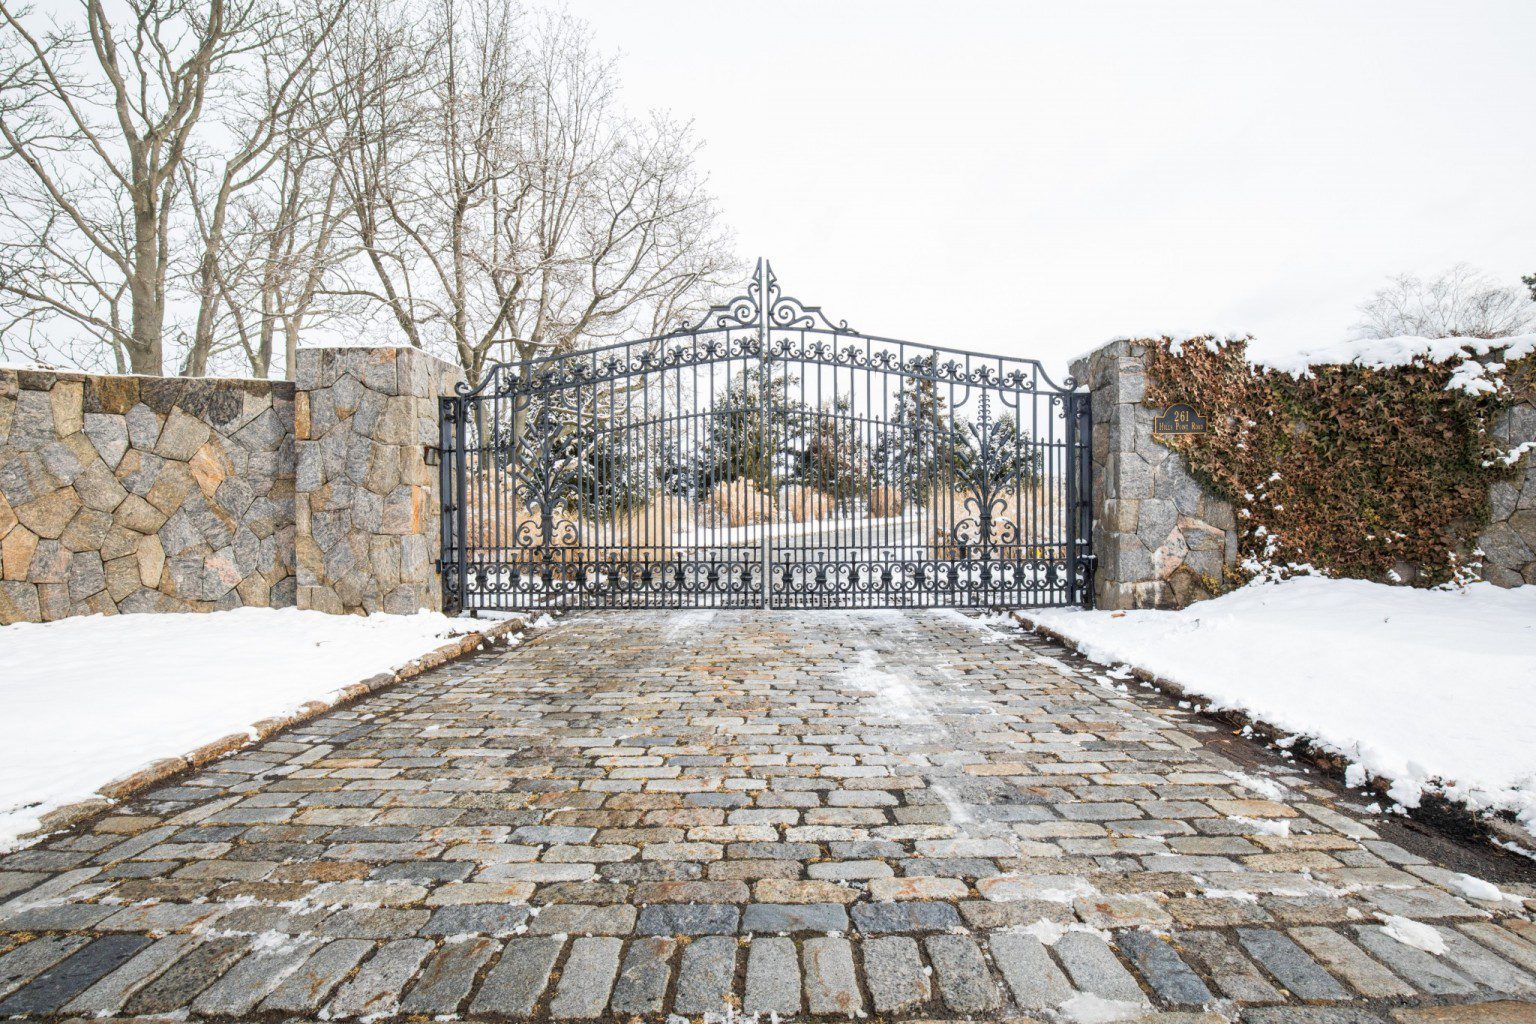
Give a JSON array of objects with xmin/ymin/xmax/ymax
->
[{"xmin": 439, "ymin": 261, "xmax": 1094, "ymax": 612}]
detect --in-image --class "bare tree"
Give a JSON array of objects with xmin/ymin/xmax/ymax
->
[
  {"xmin": 177, "ymin": 0, "xmax": 351, "ymax": 377},
  {"xmin": 0, "ymin": 0, "xmax": 271, "ymax": 374},
  {"xmin": 1355, "ymin": 264, "xmax": 1536, "ymax": 341},
  {"xmin": 328, "ymin": 0, "xmax": 737, "ymax": 384},
  {"xmin": 0, "ymin": 0, "xmax": 735, "ymax": 380}
]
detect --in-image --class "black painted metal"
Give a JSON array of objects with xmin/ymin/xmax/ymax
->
[{"xmin": 439, "ymin": 260, "xmax": 1094, "ymax": 612}]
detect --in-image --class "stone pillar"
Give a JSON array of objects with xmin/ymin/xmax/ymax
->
[
  {"xmin": 294, "ymin": 347, "xmax": 464, "ymax": 615},
  {"xmin": 1072, "ymin": 339, "xmax": 1238, "ymax": 610},
  {"xmin": 1477, "ymin": 389, "xmax": 1536, "ymax": 587}
]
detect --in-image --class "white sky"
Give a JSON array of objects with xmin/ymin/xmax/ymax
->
[{"xmin": 570, "ymin": 0, "xmax": 1536, "ymax": 379}]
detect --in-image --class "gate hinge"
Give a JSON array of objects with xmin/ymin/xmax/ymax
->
[{"xmin": 423, "ymin": 444, "xmax": 441, "ymax": 466}]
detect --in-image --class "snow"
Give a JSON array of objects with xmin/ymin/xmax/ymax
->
[
  {"xmin": 1079, "ymin": 331, "xmax": 1536, "ymax": 396},
  {"xmin": 1241, "ymin": 332, "xmax": 1536, "ymax": 397},
  {"xmin": 1030, "ymin": 576, "xmax": 1536, "ymax": 836},
  {"xmin": 1245, "ymin": 331, "xmax": 1536, "ymax": 381},
  {"xmin": 1054, "ymin": 992, "xmax": 1149, "ymax": 1023},
  {"xmin": 1448, "ymin": 872, "xmax": 1521, "ymax": 904},
  {"xmin": 0, "ymin": 607, "xmax": 525, "ymax": 851},
  {"xmin": 1379, "ymin": 915, "xmax": 1448, "ymax": 955}
]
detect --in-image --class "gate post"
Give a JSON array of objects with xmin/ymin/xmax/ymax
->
[
  {"xmin": 438, "ymin": 393, "xmax": 463, "ymax": 613},
  {"xmin": 294, "ymin": 346, "xmax": 465, "ymax": 615},
  {"xmin": 1065, "ymin": 390, "xmax": 1095, "ymax": 608},
  {"xmin": 1070, "ymin": 340, "xmax": 1237, "ymax": 610}
]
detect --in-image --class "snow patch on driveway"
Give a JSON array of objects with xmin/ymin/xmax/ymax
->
[
  {"xmin": 1030, "ymin": 576, "xmax": 1536, "ymax": 837},
  {"xmin": 0, "ymin": 607, "xmax": 524, "ymax": 851}
]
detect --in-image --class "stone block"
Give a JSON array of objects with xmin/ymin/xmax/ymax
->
[
  {"xmin": 4, "ymin": 523, "xmax": 40, "ymax": 581},
  {"xmin": 125, "ymin": 402, "xmax": 162, "ymax": 450},
  {"xmin": 61, "ymin": 507, "xmax": 113, "ymax": 552},
  {"xmin": 0, "ymin": 579, "xmax": 40, "ymax": 624},
  {"xmin": 105, "ymin": 555, "xmax": 140, "ymax": 602},
  {"xmin": 68, "ymin": 550, "xmax": 106, "ymax": 600},
  {"xmin": 114, "ymin": 448, "xmax": 162, "ymax": 496},
  {"xmin": 155, "ymin": 408, "xmax": 211, "ymax": 461},
  {"xmin": 188, "ymin": 442, "xmax": 231, "ymax": 499},
  {"xmin": 137, "ymin": 534, "xmax": 166, "ymax": 587},
  {"xmin": 39, "ymin": 438, "xmax": 84, "ymax": 487},
  {"xmin": 37, "ymin": 581, "xmax": 69, "ymax": 620},
  {"xmin": 85, "ymin": 375, "xmax": 140, "ymax": 415},
  {"xmin": 235, "ymin": 407, "xmax": 286, "ymax": 450},
  {"xmin": 8, "ymin": 388, "xmax": 54, "ymax": 450},
  {"xmin": 26, "ymin": 537, "xmax": 70, "ymax": 582},
  {"xmin": 145, "ymin": 460, "xmax": 195, "ymax": 515},
  {"xmin": 74, "ymin": 460, "xmax": 128, "ymax": 513},
  {"xmin": 17, "ymin": 487, "xmax": 81, "ymax": 539},
  {"xmin": 49, "ymin": 380, "xmax": 84, "ymax": 436}
]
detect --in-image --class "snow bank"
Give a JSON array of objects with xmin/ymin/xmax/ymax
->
[
  {"xmin": 1030, "ymin": 577, "xmax": 1536, "ymax": 834},
  {"xmin": 1245, "ymin": 333, "xmax": 1536, "ymax": 395},
  {"xmin": 1077, "ymin": 332, "xmax": 1536, "ymax": 395},
  {"xmin": 0, "ymin": 607, "xmax": 525, "ymax": 850}
]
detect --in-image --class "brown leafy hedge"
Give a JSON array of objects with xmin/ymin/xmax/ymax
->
[{"xmin": 1142, "ymin": 336, "xmax": 1530, "ymax": 585}]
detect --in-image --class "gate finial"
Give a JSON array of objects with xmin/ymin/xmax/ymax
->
[{"xmin": 681, "ymin": 258, "xmax": 855, "ymax": 335}]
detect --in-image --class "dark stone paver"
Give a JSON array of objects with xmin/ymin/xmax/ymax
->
[
  {"xmin": 0, "ymin": 609, "xmax": 1532, "ymax": 1020},
  {"xmin": 0, "ymin": 934, "xmax": 149, "ymax": 1014}
]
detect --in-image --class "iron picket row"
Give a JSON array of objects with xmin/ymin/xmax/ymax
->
[{"xmin": 439, "ymin": 260, "xmax": 1093, "ymax": 612}]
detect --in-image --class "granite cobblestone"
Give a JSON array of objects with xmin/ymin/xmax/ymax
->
[{"xmin": 0, "ymin": 609, "xmax": 1533, "ymax": 1020}]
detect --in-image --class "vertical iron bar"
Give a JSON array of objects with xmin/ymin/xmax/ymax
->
[
  {"xmin": 758, "ymin": 259, "xmax": 772, "ymax": 609},
  {"xmin": 1077, "ymin": 392, "xmax": 1095, "ymax": 608},
  {"xmin": 1064, "ymin": 393, "xmax": 1079, "ymax": 608},
  {"xmin": 438, "ymin": 395, "xmax": 457, "ymax": 612},
  {"xmin": 452, "ymin": 394, "xmax": 470, "ymax": 614}
]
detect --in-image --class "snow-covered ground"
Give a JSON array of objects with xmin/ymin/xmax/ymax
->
[
  {"xmin": 1029, "ymin": 576, "xmax": 1536, "ymax": 839},
  {"xmin": 0, "ymin": 608, "xmax": 531, "ymax": 851}
]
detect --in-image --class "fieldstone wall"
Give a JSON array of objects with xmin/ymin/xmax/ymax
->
[
  {"xmin": 0, "ymin": 370, "xmax": 295, "ymax": 623},
  {"xmin": 1073, "ymin": 340, "xmax": 1239, "ymax": 610},
  {"xmin": 1478, "ymin": 392, "xmax": 1536, "ymax": 587},
  {"xmin": 294, "ymin": 347, "xmax": 464, "ymax": 615}
]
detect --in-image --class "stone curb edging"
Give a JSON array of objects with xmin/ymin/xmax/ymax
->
[
  {"xmin": 17, "ymin": 614, "xmax": 540, "ymax": 845},
  {"xmin": 1007, "ymin": 610, "xmax": 1536, "ymax": 857}
]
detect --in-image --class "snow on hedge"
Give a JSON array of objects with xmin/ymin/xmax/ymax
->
[
  {"xmin": 1084, "ymin": 332, "xmax": 1536, "ymax": 396},
  {"xmin": 1030, "ymin": 576, "xmax": 1536, "ymax": 837},
  {"xmin": 0, "ymin": 607, "xmax": 530, "ymax": 851}
]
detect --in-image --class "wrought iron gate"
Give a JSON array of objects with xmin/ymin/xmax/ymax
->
[{"xmin": 439, "ymin": 260, "xmax": 1093, "ymax": 611}]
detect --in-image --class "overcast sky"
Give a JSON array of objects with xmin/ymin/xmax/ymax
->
[{"xmin": 569, "ymin": 0, "xmax": 1535, "ymax": 378}]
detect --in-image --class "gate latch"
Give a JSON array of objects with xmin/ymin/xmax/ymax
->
[{"xmin": 423, "ymin": 444, "xmax": 441, "ymax": 467}]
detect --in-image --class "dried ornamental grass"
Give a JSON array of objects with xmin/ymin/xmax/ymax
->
[
  {"xmin": 617, "ymin": 492, "xmax": 695, "ymax": 560},
  {"xmin": 780, "ymin": 484, "xmax": 835, "ymax": 523},
  {"xmin": 868, "ymin": 485, "xmax": 905, "ymax": 519},
  {"xmin": 709, "ymin": 479, "xmax": 775, "ymax": 527}
]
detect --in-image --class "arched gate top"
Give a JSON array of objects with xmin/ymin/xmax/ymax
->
[{"xmin": 457, "ymin": 259, "xmax": 1081, "ymax": 399}]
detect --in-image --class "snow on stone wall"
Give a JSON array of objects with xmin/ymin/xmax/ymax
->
[{"xmin": 0, "ymin": 369, "xmax": 296, "ymax": 623}]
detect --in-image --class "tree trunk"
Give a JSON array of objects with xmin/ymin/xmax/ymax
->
[{"xmin": 127, "ymin": 188, "xmax": 164, "ymax": 374}]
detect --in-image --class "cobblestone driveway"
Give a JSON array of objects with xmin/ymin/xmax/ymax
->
[{"xmin": 2, "ymin": 610, "xmax": 1535, "ymax": 1023}]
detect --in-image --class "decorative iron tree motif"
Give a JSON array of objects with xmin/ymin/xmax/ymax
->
[
  {"xmin": 947, "ymin": 394, "xmax": 1020, "ymax": 561},
  {"xmin": 512, "ymin": 404, "xmax": 582, "ymax": 553}
]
